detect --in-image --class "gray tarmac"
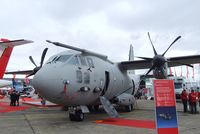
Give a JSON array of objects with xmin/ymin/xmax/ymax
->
[{"xmin": 0, "ymin": 99, "xmax": 200, "ymax": 134}]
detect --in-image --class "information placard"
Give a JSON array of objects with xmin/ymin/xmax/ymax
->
[{"xmin": 153, "ymin": 80, "xmax": 178, "ymax": 134}]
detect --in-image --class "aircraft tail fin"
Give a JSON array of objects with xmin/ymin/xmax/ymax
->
[
  {"xmin": 0, "ymin": 38, "xmax": 33, "ymax": 79},
  {"xmin": 129, "ymin": 44, "xmax": 134, "ymax": 61},
  {"xmin": 128, "ymin": 44, "xmax": 135, "ymax": 74}
]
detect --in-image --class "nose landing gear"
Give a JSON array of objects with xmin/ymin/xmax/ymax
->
[{"xmin": 69, "ymin": 107, "xmax": 84, "ymax": 121}]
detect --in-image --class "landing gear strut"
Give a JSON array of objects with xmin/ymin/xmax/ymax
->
[
  {"xmin": 69, "ymin": 107, "xmax": 84, "ymax": 121},
  {"xmin": 125, "ymin": 104, "xmax": 133, "ymax": 112}
]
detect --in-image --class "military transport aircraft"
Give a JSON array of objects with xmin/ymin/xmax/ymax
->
[
  {"xmin": 0, "ymin": 38, "xmax": 33, "ymax": 88},
  {"xmin": 6, "ymin": 33, "xmax": 200, "ymax": 121}
]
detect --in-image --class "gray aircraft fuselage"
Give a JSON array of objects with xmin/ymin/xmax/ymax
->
[{"xmin": 33, "ymin": 51, "xmax": 133, "ymax": 106}]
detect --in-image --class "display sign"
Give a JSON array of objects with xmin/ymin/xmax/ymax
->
[{"xmin": 153, "ymin": 80, "xmax": 178, "ymax": 134}]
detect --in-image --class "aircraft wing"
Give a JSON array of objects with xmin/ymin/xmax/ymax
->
[
  {"xmin": 167, "ymin": 55, "xmax": 200, "ymax": 67},
  {"xmin": 5, "ymin": 70, "xmax": 33, "ymax": 75},
  {"xmin": 120, "ymin": 60, "xmax": 152, "ymax": 70},
  {"xmin": 46, "ymin": 40, "xmax": 108, "ymax": 60},
  {"xmin": 120, "ymin": 55, "xmax": 200, "ymax": 70}
]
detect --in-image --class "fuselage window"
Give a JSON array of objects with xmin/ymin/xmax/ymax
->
[
  {"xmin": 68, "ymin": 56, "xmax": 79, "ymax": 65},
  {"xmin": 55, "ymin": 55, "xmax": 72, "ymax": 62},
  {"xmin": 79, "ymin": 56, "xmax": 87, "ymax": 66},
  {"xmin": 87, "ymin": 58, "xmax": 94, "ymax": 68},
  {"xmin": 84, "ymin": 72, "xmax": 90, "ymax": 84},
  {"xmin": 76, "ymin": 70, "xmax": 82, "ymax": 83}
]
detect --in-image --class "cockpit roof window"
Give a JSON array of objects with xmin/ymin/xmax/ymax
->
[
  {"xmin": 79, "ymin": 56, "xmax": 87, "ymax": 66},
  {"xmin": 55, "ymin": 55, "xmax": 72, "ymax": 62},
  {"xmin": 68, "ymin": 56, "xmax": 79, "ymax": 65},
  {"xmin": 87, "ymin": 57, "xmax": 94, "ymax": 68}
]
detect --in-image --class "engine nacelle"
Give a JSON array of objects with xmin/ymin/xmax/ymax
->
[{"xmin": 113, "ymin": 93, "xmax": 135, "ymax": 106}]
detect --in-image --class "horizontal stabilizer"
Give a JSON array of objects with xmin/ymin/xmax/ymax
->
[
  {"xmin": 0, "ymin": 39, "xmax": 33, "ymax": 47},
  {"xmin": 5, "ymin": 70, "xmax": 33, "ymax": 75}
]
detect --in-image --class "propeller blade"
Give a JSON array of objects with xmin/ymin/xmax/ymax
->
[
  {"xmin": 29, "ymin": 56, "xmax": 37, "ymax": 67},
  {"xmin": 145, "ymin": 68, "xmax": 153, "ymax": 76},
  {"xmin": 162, "ymin": 36, "xmax": 181, "ymax": 56},
  {"xmin": 148, "ymin": 32, "xmax": 157, "ymax": 56},
  {"xmin": 40, "ymin": 48, "xmax": 48, "ymax": 67},
  {"xmin": 136, "ymin": 56, "xmax": 153, "ymax": 61},
  {"xmin": 27, "ymin": 71, "xmax": 36, "ymax": 77},
  {"xmin": 145, "ymin": 64, "xmax": 155, "ymax": 76}
]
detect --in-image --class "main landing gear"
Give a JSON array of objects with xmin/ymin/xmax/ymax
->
[
  {"xmin": 69, "ymin": 107, "xmax": 84, "ymax": 121},
  {"xmin": 125, "ymin": 104, "xmax": 133, "ymax": 112}
]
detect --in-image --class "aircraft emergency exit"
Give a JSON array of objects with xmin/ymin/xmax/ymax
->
[{"xmin": 7, "ymin": 33, "xmax": 200, "ymax": 121}]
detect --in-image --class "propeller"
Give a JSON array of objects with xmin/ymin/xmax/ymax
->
[
  {"xmin": 148, "ymin": 32, "xmax": 157, "ymax": 55},
  {"xmin": 162, "ymin": 36, "xmax": 181, "ymax": 56},
  {"xmin": 140, "ymin": 32, "xmax": 184, "ymax": 78},
  {"xmin": 28, "ymin": 48, "xmax": 48, "ymax": 77}
]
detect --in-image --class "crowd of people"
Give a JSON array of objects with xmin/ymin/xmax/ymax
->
[{"xmin": 181, "ymin": 89, "xmax": 200, "ymax": 114}]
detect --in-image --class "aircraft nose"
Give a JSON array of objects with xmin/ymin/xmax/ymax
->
[{"xmin": 32, "ymin": 65, "xmax": 63, "ymax": 103}]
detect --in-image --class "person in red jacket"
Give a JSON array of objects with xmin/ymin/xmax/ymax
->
[
  {"xmin": 181, "ymin": 89, "xmax": 188, "ymax": 113},
  {"xmin": 189, "ymin": 89, "xmax": 197, "ymax": 114},
  {"xmin": 198, "ymin": 91, "xmax": 200, "ymax": 107}
]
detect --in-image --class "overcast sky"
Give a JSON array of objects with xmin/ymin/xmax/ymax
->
[{"xmin": 1, "ymin": 0, "xmax": 200, "ymax": 79}]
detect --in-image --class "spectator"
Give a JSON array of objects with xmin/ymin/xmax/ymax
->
[
  {"xmin": 9, "ymin": 90, "xmax": 16, "ymax": 106},
  {"xmin": 189, "ymin": 89, "xmax": 197, "ymax": 114},
  {"xmin": 198, "ymin": 91, "xmax": 200, "ymax": 107},
  {"xmin": 16, "ymin": 91, "xmax": 20, "ymax": 106},
  {"xmin": 181, "ymin": 89, "xmax": 188, "ymax": 113},
  {"xmin": 41, "ymin": 97, "xmax": 46, "ymax": 106}
]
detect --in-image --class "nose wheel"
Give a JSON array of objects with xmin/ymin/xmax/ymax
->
[
  {"xmin": 125, "ymin": 104, "xmax": 133, "ymax": 112},
  {"xmin": 69, "ymin": 108, "xmax": 84, "ymax": 121}
]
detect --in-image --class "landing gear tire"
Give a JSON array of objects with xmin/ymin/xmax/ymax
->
[
  {"xmin": 69, "ymin": 110, "xmax": 84, "ymax": 121},
  {"xmin": 94, "ymin": 105, "xmax": 99, "ymax": 111},
  {"xmin": 75, "ymin": 110, "xmax": 84, "ymax": 121},
  {"xmin": 69, "ymin": 113, "xmax": 76, "ymax": 121},
  {"xmin": 62, "ymin": 105, "xmax": 68, "ymax": 111},
  {"xmin": 88, "ymin": 106, "xmax": 93, "ymax": 112},
  {"xmin": 125, "ymin": 104, "xmax": 133, "ymax": 112}
]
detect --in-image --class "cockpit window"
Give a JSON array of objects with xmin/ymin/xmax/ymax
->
[
  {"xmin": 79, "ymin": 56, "xmax": 87, "ymax": 66},
  {"xmin": 55, "ymin": 55, "xmax": 72, "ymax": 62},
  {"xmin": 68, "ymin": 56, "xmax": 79, "ymax": 65},
  {"xmin": 46, "ymin": 56, "xmax": 58, "ymax": 64},
  {"xmin": 87, "ymin": 57, "xmax": 94, "ymax": 68},
  {"xmin": 52, "ymin": 56, "xmax": 58, "ymax": 62}
]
